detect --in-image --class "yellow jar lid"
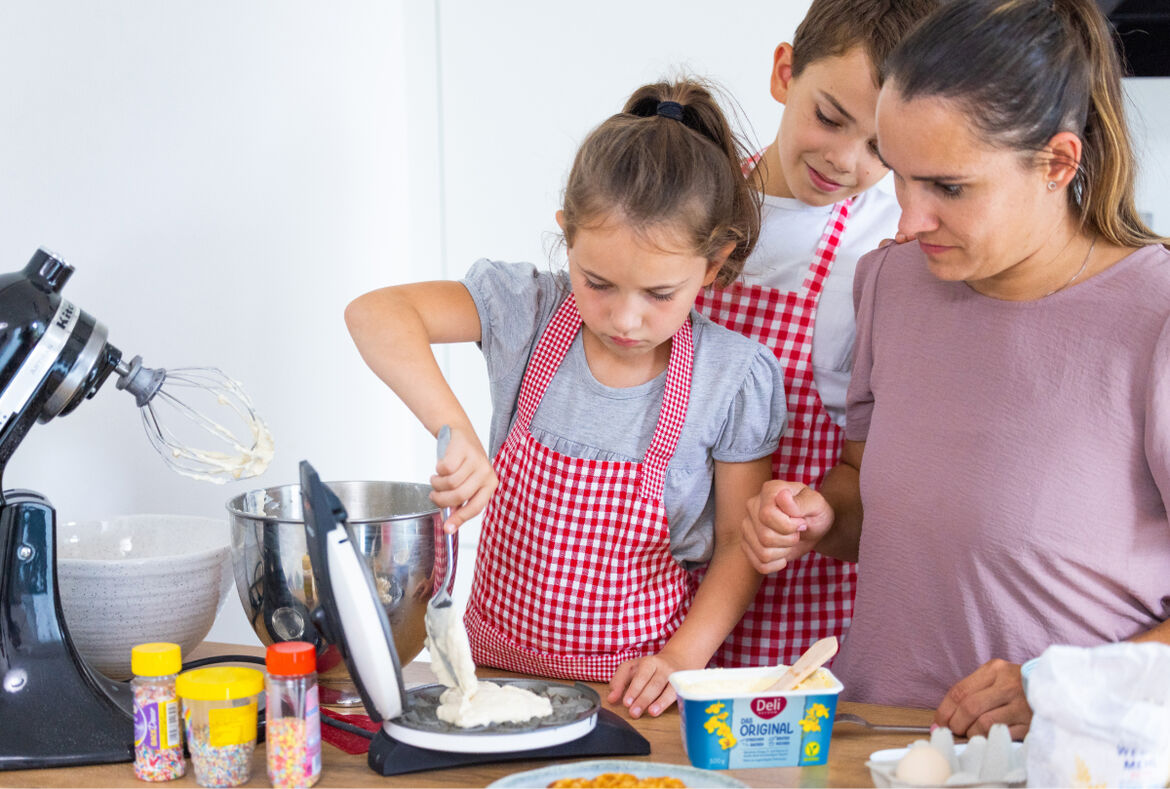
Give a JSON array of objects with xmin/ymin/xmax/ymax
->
[
  {"xmin": 176, "ymin": 666, "xmax": 264, "ymax": 701},
  {"xmin": 131, "ymin": 642, "xmax": 182, "ymax": 677}
]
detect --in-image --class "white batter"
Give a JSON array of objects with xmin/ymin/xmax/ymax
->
[
  {"xmin": 435, "ymin": 681, "xmax": 553, "ymax": 728},
  {"xmin": 425, "ymin": 602, "xmax": 551, "ymax": 728},
  {"xmin": 425, "ymin": 604, "xmax": 478, "ymax": 696}
]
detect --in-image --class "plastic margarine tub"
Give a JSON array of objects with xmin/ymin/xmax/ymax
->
[{"xmin": 669, "ymin": 665, "xmax": 844, "ymax": 770}]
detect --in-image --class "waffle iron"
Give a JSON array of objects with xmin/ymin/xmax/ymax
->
[{"xmin": 297, "ymin": 460, "xmax": 649, "ymax": 776}]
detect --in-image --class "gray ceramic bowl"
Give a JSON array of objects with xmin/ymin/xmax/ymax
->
[
  {"xmin": 226, "ymin": 480, "xmax": 442, "ymax": 706},
  {"xmin": 57, "ymin": 515, "xmax": 232, "ymax": 680}
]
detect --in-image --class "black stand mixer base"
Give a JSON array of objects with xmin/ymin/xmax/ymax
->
[
  {"xmin": 367, "ymin": 708, "xmax": 650, "ymax": 776},
  {"xmin": 0, "ymin": 493, "xmax": 133, "ymax": 770}
]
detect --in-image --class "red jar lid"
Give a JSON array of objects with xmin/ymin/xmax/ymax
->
[{"xmin": 266, "ymin": 641, "xmax": 317, "ymax": 676}]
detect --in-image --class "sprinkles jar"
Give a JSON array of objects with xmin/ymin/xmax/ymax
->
[
  {"xmin": 265, "ymin": 642, "xmax": 322, "ymax": 787},
  {"xmin": 131, "ymin": 643, "xmax": 185, "ymax": 781},
  {"xmin": 175, "ymin": 666, "xmax": 263, "ymax": 788}
]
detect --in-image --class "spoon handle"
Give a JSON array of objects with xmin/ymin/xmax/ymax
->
[
  {"xmin": 434, "ymin": 425, "xmax": 456, "ymax": 598},
  {"xmin": 436, "ymin": 425, "xmax": 453, "ymax": 529},
  {"xmin": 765, "ymin": 636, "xmax": 839, "ymax": 692}
]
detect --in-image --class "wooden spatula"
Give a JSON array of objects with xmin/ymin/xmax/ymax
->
[{"xmin": 764, "ymin": 636, "xmax": 839, "ymax": 692}]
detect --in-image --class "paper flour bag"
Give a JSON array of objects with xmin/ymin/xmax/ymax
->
[{"xmin": 1025, "ymin": 642, "xmax": 1170, "ymax": 787}]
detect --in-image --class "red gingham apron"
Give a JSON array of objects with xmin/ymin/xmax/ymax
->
[
  {"xmin": 464, "ymin": 295, "xmax": 696, "ymax": 681},
  {"xmin": 694, "ymin": 198, "xmax": 857, "ymax": 668}
]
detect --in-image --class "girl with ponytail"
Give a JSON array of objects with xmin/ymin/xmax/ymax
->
[
  {"xmin": 740, "ymin": 0, "xmax": 1170, "ymax": 739},
  {"xmin": 347, "ymin": 78, "xmax": 784, "ymax": 717}
]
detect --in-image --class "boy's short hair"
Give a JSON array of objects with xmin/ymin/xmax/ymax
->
[{"xmin": 791, "ymin": 0, "xmax": 939, "ymax": 83}]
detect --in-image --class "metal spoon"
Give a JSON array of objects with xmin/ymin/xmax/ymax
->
[
  {"xmin": 424, "ymin": 426, "xmax": 466, "ymax": 691},
  {"xmin": 834, "ymin": 711, "xmax": 933, "ymax": 734},
  {"xmin": 430, "ymin": 425, "xmax": 457, "ymax": 609}
]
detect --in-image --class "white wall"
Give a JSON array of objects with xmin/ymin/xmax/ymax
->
[
  {"xmin": 0, "ymin": 1, "xmax": 422, "ymax": 647},
  {"xmin": 1127, "ymin": 78, "xmax": 1170, "ymax": 235},
  {"xmin": 3, "ymin": 1, "xmax": 1167, "ymax": 649},
  {"xmin": 0, "ymin": 0, "xmax": 814, "ymax": 648}
]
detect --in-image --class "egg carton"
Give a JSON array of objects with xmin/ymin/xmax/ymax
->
[{"xmin": 866, "ymin": 723, "xmax": 1026, "ymax": 787}]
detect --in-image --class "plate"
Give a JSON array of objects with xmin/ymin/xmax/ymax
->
[
  {"xmin": 488, "ymin": 759, "xmax": 748, "ymax": 788},
  {"xmin": 867, "ymin": 742, "xmax": 1026, "ymax": 788}
]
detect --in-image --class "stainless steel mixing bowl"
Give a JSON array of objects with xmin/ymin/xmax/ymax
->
[{"xmin": 226, "ymin": 480, "xmax": 443, "ymax": 706}]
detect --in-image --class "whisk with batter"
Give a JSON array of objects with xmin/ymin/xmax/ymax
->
[{"xmin": 114, "ymin": 355, "xmax": 274, "ymax": 483}]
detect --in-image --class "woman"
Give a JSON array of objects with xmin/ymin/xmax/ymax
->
[{"xmin": 741, "ymin": 0, "xmax": 1170, "ymax": 740}]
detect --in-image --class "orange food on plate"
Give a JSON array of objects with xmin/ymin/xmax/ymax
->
[{"xmin": 547, "ymin": 774, "xmax": 686, "ymax": 788}]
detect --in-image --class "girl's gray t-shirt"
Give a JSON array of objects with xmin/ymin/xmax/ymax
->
[{"xmin": 462, "ymin": 259, "xmax": 786, "ymax": 566}]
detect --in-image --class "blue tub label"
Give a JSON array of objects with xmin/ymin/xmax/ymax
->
[{"xmin": 679, "ymin": 692, "xmax": 839, "ymax": 769}]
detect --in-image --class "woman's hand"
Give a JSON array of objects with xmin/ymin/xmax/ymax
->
[
  {"xmin": 740, "ymin": 481, "xmax": 834, "ymax": 574},
  {"xmin": 934, "ymin": 659, "xmax": 1032, "ymax": 740},
  {"xmin": 607, "ymin": 651, "xmax": 688, "ymax": 719},
  {"xmin": 429, "ymin": 426, "xmax": 497, "ymax": 532}
]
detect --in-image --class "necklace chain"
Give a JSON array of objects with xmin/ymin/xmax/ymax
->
[{"xmin": 1045, "ymin": 235, "xmax": 1097, "ymax": 297}]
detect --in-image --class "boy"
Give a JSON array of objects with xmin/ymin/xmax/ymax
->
[{"xmin": 695, "ymin": 0, "xmax": 938, "ymax": 669}]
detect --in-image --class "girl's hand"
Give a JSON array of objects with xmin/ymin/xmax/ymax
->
[
  {"xmin": 740, "ymin": 481, "xmax": 833, "ymax": 574},
  {"xmin": 606, "ymin": 459, "xmax": 767, "ymax": 720},
  {"xmin": 429, "ymin": 427, "xmax": 497, "ymax": 532},
  {"xmin": 607, "ymin": 651, "xmax": 687, "ymax": 718}
]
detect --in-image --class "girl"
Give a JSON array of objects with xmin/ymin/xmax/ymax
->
[{"xmin": 346, "ymin": 80, "xmax": 786, "ymax": 718}]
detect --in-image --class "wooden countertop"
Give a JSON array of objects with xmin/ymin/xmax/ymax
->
[{"xmin": 0, "ymin": 642, "xmax": 936, "ymax": 788}]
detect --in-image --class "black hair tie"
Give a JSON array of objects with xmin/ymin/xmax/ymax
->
[{"xmin": 656, "ymin": 100, "xmax": 685, "ymax": 122}]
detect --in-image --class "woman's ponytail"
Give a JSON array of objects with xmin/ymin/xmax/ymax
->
[{"xmin": 1059, "ymin": 0, "xmax": 1159, "ymax": 246}]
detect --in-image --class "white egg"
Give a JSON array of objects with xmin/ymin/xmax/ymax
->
[{"xmin": 895, "ymin": 741, "xmax": 953, "ymax": 786}]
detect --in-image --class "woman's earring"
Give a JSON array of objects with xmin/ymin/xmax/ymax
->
[{"xmin": 1047, "ymin": 181, "xmax": 1058, "ymax": 191}]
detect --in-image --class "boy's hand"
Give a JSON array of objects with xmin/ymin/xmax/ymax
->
[
  {"xmin": 607, "ymin": 652, "xmax": 687, "ymax": 718},
  {"xmin": 879, "ymin": 232, "xmax": 917, "ymax": 248},
  {"xmin": 429, "ymin": 427, "xmax": 497, "ymax": 532},
  {"xmin": 740, "ymin": 481, "xmax": 833, "ymax": 573}
]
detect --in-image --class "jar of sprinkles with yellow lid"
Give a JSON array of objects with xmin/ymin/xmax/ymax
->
[
  {"xmin": 131, "ymin": 642, "xmax": 185, "ymax": 781},
  {"xmin": 175, "ymin": 666, "xmax": 263, "ymax": 788}
]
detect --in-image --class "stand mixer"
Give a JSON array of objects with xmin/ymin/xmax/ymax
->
[{"xmin": 0, "ymin": 248, "xmax": 271, "ymax": 770}]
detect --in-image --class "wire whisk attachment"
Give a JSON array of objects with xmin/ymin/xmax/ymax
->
[{"xmin": 115, "ymin": 355, "xmax": 274, "ymax": 484}]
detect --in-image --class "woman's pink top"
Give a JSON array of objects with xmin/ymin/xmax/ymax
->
[{"xmin": 834, "ymin": 242, "xmax": 1170, "ymax": 708}]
